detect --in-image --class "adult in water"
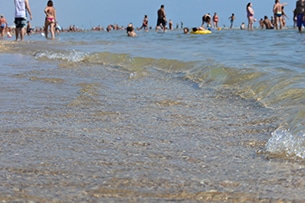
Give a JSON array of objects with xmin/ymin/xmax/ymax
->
[
  {"xmin": 0, "ymin": 15, "xmax": 8, "ymax": 39},
  {"xmin": 14, "ymin": 0, "xmax": 32, "ymax": 41},
  {"xmin": 139, "ymin": 15, "xmax": 148, "ymax": 31},
  {"xmin": 295, "ymin": 0, "xmax": 305, "ymax": 32},
  {"xmin": 246, "ymin": 2, "xmax": 255, "ymax": 31},
  {"xmin": 273, "ymin": 0, "xmax": 288, "ymax": 29},
  {"xmin": 263, "ymin": 16, "xmax": 274, "ymax": 29},
  {"xmin": 126, "ymin": 23, "xmax": 137, "ymax": 37},
  {"xmin": 156, "ymin": 5, "xmax": 166, "ymax": 32},
  {"xmin": 202, "ymin": 13, "xmax": 212, "ymax": 28},
  {"xmin": 44, "ymin": 0, "xmax": 56, "ymax": 39},
  {"xmin": 213, "ymin": 12, "xmax": 219, "ymax": 28}
]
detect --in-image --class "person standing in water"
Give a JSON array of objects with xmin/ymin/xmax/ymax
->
[
  {"xmin": 213, "ymin": 12, "xmax": 219, "ymax": 28},
  {"xmin": 44, "ymin": 0, "xmax": 56, "ymax": 39},
  {"xmin": 14, "ymin": 0, "xmax": 32, "ymax": 41},
  {"xmin": 169, "ymin": 19, "xmax": 173, "ymax": 30},
  {"xmin": 228, "ymin": 13, "xmax": 235, "ymax": 29},
  {"xmin": 281, "ymin": 6, "xmax": 289, "ymax": 27},
  {"xmin": 273, "ymin": 0, "xmax": 288, "ymax": 29},
  {"xmin": 246, "ymin": 2, "xmax": 255, "ymax": 31},
  {"xmin": 0, "ymin": 15, "xmax": 8, "ymax": 38},
  {"xmin": 202, "ymin": 13, "xmax": 212, "ymax": 28},
  {"xmin": 156, "ymin": 5, "xmax": 166, "ymax": 31},
  {"xmin": 295, "ymin": 0, "xmax": 305, "ymax": 32},
  {"xmin": 139, "ymin": 15, "xmax": 148, "ymax": 31}
]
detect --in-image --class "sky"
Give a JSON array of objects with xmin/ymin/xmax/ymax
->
[{"xmin": 0, "ymin": 0, "xmax": 296, "ymax": 29}]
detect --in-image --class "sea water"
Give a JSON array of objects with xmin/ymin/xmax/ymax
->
[{"xmin": 1, "ymin": 28, "xmax": 305, "ymax": 202}]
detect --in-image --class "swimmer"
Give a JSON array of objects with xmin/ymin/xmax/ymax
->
[
  {"xmin": 259, "ymin": 18, "xmax": 264, "ymax": 29},
  {"xmin": 240, "ymin": 22, "xmax": 246, "ymax": 30},
  {"xmin": 183, "ymin": 27, "xmax": 189, "ymax": 34},
  {"xmin": 263, "ymin": 16, "xmax": 274, "ymax": 29},
  {"xmin": 192, "ymin": 27, "xmax": 206, "ymax": 32},
  {"xmin": 127, "ymin": 23, "xmax": 137, "ymax": 37}
]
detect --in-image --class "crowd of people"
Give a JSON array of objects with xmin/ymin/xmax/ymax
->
[
  {"xmin": 0, "ymin": 0, "xmax": 72, "ymax": 41},
  {"xmin": 257, "ymin": 0, "xmax": 303, "ymax": 32},
  {"xmin": 1, "ymin": 0, "xmax": 305, "ymax": 41},
  {"xmin": 129, "ymin": 0, "xmax": 305, "ymax": 36}
]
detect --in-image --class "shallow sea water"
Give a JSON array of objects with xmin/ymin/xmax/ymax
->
[{"xmin": 1, "ymin": 28, "xmax": 305, "ymax": 202}]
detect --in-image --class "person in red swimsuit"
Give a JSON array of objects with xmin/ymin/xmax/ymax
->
[
  {"xmin": 44, "ymin": 0, "xmax": 56, "ymax": 39},
  {"xmin": 213, "ymin": 12, "xmax": 219, "ymax": 28}
]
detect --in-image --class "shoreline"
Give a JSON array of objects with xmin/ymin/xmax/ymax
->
[
  {"xmin": 0, "ymin": 52, "xmax": 296, "ymax": 202},
  {"xmin": 0, "ymin": 28, "xmax": 305, "ymax": 202}
]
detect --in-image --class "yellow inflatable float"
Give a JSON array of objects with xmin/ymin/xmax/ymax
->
[{"xmin": 190, "ymin": 30, "xmax": 212, "ymax": 34}]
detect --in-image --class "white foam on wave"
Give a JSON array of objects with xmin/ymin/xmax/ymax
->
[
  {"xmin": 34, "ymin": 49, "xmax": 87, "ymax": 62},
  {"xmin": 266, "ymin": 129, "xmax": 305, "ymax": 159}
]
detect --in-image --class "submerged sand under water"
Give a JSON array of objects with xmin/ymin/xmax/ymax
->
[{"xmin": 0, "ymin": 52, "xmax": 304, "ymax": 202}]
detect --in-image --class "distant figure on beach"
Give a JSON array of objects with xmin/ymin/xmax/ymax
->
[
  {"xmin": 0, "ymin": 15, "xmax": 8, "ymax": 39},
  {"xmin": 44, "ymin": 0, "xmax": 56, "ymax": 39},
  {"xmin": 127, "ymin": 23, "xmax": 137, "ymax": 37},
  {"xmin": 295, "ymin": 0, "xmax": 305, "ymax": 32},
  {"xmin": 106, "ymin": 24, "xmax": 112, "ymax": 32},
  {"xmin": 273, "ymin": 0, "xmax": 288, "ymax": 29},
  {"xmin": 156, "ymin": 5, "xmax": 166, "ymax": 31},
  {"xmin": 169, "ymin": 19, "xmax": 173, "ymax": 30},
  {"xmin": 271, "ymin": 16, "xmax": 275, "ymax": 26},
  {"xmin": 14, "ymin": 0, "xmax": 32, "ymax": 41},
  {"xmin": 55, "ymin": 22, "xmax": 62, "ymax": 34},
  {"xmin": 202, "ymin": 13, "xmax": 212, "ymax": 28},
  {"xmin": 263, "ymin": 16, "xmax": 274, "ymax": 29},
  {"xmin": 228, "ymin": 13, "xmax": 235, "ymax": 29},
  {"xmin": 259, "ymin": 18, "xmax": 264, "ymax": 29},
  {"xmin": 281, "ymin": 6, "xmax": 289, "ymax": 27},
  {"xmin": 213, "ymin": 12, "xmax": 219, "ymax": 28},
  {"xmin": 139, "ymin": 15, "xmax": 148, "ymax": 31},
  {"xmin": 240, "ymin": 22, "xmax": 246, "ymax": 29},
  {"xmin": 246, "ymin": 3, "xmax": 255, "ymax": 31},
  {"xmin": 293, "ymin": 9, "xmax": 297, "ymax": 27},
  {"xmin": 26, "ymin": 20, "xmax": 34, "ymax": 35}
]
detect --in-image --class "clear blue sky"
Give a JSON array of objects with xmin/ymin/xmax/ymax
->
[{"xmin": 0, "ymin": 0, "xmax": 295, "ymax": 29}]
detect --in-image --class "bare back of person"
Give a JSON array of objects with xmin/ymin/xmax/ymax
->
[
  {"xmin": 273, "ymin": 0, "xmax": 288, "ymax": 29},
  {"xmin": 44, "ymin": 0, "xmax": 56, "ymax": 39}
]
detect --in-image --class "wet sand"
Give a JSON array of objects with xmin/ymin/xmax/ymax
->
[{"xmin": 0, "ymin": 53, "xmax": 304, "ymax": 202}]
